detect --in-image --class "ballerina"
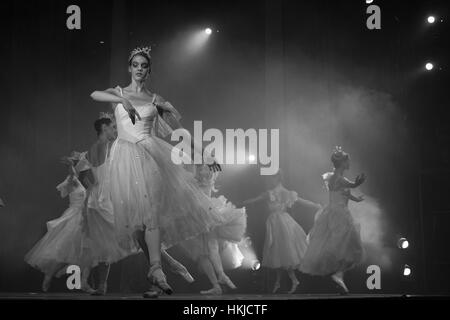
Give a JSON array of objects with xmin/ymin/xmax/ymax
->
[
  {"xmin": 178, "ymin": 164, "xmax": 246, "ymax": 295},
  {"xmin": 24, "ymin": 153, "xmax": 96, "ymax": 293},
  {"xmin": 90, "ymin": 46, "xmax": 226, "ymax": 297},
  {"xmin": 83, "ymin": 115, "xmax": 134, "ymax": 295},
  {"xmin": 242, "ymin": 169, "xmax": 321, "ymax": 294},
  {"xmin": 300, "ymin": 146, "xmax": 365, "ymax": 294}
]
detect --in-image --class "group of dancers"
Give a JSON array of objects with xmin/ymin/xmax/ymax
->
[{"xmin": 24, "ymin": 46, "xmax": 367, "ymax": 296}]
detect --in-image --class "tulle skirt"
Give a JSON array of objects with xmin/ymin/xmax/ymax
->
[
  {"xmin": 85, "ymin": 206, "xmax": 135, "ymax": 266},
  {"xmin": 24, "ymin": 206, "xmax": 92, "ymax": 276},
  {"xmin": 178, "ymin": 195, "xmax": 247, "ymax": 268},
  {"xmin": 300, "ymin": 204, "xmax": 364, "ymax": 276},
  {"xmin": 262, "ymin": 211, "xmax": 308, "ymax": 269},
  {"xmin": 108, "ymin": 136, "xmax": 226, "ymax": 250}
]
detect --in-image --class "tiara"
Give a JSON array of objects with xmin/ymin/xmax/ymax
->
[
  {"xmin": 99, "ymin": 112, "xmax": 115, "ymax": 121},
  {"xmin": 129, "ymin": 46, "xmax": 152, "ymax": 62},
  {"xmin": 331, "ymin": 146, "xmax": 348, "ymax": 162}
]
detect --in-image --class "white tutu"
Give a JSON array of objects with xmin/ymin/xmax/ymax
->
[
  {"xmin": 108, "ymin": 90, "xmax": 227, "ymax": 250},
  {"xmin": 84, "ymin": 154, "xmax": 137, "ymax": 266},
  {"xmin": 261, "ymin": 185, "xmax": 308, "ymax": 269},
  {"xmin": 178, "ymin": 194, "xmax": 247, "ymax": 268},
  {"xmin": 300, "ymin": 173, "xmax": 364, "ymax": 275},
  {"xmin": 25, "ymin": 177, "xmax": 92, "ymax": 275},
  {"xmin": 300, "ymin": 205, "xmax": 363, "ymax": 275}
]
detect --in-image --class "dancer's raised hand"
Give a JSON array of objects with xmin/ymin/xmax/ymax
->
[
  {"xmin": 208, "ymin": 161, "xmax": 222, "ymax": 172},
  {"xmin": 60, "ymin": 156, "xmax": 74, "ymax": 166},
  {"xmin": 355, "ymin": 173, "xmax": 366, "ymax": 186},
  {"xmin": 122, "ymin": 98, "xmax": 142, "ymax": 124}
]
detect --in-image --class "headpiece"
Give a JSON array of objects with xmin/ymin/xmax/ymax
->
[
  {"xmin": 128, "ymin": 46, "xmax": 152, "ymax": 63},
  {"xmin": 331, "ymin": 146, "xmax": 349, "ymax": 165}
]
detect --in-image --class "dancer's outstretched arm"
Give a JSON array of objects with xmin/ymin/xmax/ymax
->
[
  {"xmin": 342, "ymin": 190, "xmax": 364, "ymax": 203},
  {"xmin": 340, "ymin": 174, "xmax": 366, "ymax": 189},
  {"xmin": 90, "ymin": 88, "xmax": 142, "ymax": 122},
  {"xmin": 241, "ymin": 193, "xmax": 266, "ymax": 206},
  {"xmin": 295, "ymin": 196, "xmax": 322, "ymax": 211}
]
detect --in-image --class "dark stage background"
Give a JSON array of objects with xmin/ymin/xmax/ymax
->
[{"xmin": 0, "ymin": 0, "xmax": 449, "ymax": 294}]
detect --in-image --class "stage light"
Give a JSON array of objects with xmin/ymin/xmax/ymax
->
[
  {"xmin": 425, "ymin": 62, "xmax": 434, "ymax": 71},
  {"xmin": 366, "ymin": 0, "xmax": 373, "ymax": 4},
  {"xmin": 397, "ymin": 237, "xmax": 409, "ymax": 249},
  {"xmin": 427, "ymin": 16, "xmax": 436, "ymax": 24},
  {"xmin": 248, "ymin": 154, "xmax": 256, "ymax": 162},
  {"xmin": 205, "ymin": 28, "xmax": 212, "ymax": 35},
  {"xmin": 252, "ymin": 260, "xmax": 261, "ymax": 271},
  {"xmin": 402, "ymin": 264, "xmax": 412, "ymax": 277}
]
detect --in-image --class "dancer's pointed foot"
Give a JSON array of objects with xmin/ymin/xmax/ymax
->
[
  {"xmin": 200, "ymin": 285, "xmax": 223, "ymax": 295},
  {"xmin": 218, "ymin": 273, "xmax": 237, "ymax": 290},
  {"xmin": 91, "ymin": 284, "xmax": 107, "ymax": 296},
  {"xmin": 331, "ymin": 274, "xmax": 349, "ymax": 294},
  {"xmin": 148, "ymin": 264, "xmax": 173, "ymax": 295},
  {"xmin": 42, "ymin": 275, "xmax": 52, "ymax": 292},
  {"xmin": 55, "ymin": 266, "xmax": 67, "ymax": 278},
  {"xmin": 81, "ymin": 283, "xmax": 96, "ymax": 294},
  {"xmin": 272, "ymin": 281, "xmax": 281, "ymax": 294},
  {"xmin": 142, "ymin": 288, "xmax": 160, "ymax": 299},
  {"xmin": 288, "ymin": 280, "xmax": 299, "ymax": 294},
  {"xmin": 170, "ymin": 263, "xmax": 194, "ymax": 283}
]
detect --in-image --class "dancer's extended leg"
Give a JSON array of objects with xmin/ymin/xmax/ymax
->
[
  {"xmin": 331, "ymin": 271, "xmax": 349, "ymax": 294},
  {"xmin": 198, "ymin": 256, "xmax": 222, "ymax": 295},
  {"xmin": 207, "ymin": 235, "xmax": 236, "ymax": 290},
  {"xmin": 91, "ymin": 263, "xmax": 110, "ymax": 296},
  {"xmin": 272, "ymin": 269, "xmax": 281, "ymax": 293},
  {"xmin": 145, "ymin": 228, "xmax": 172, "ymax": 295},
  {"xmin": 287, "ymin": 269, "xmax": 299, "ymax": 294},
  {"xmin": 135, "ymin": 228, "xmax": 194, "ymax": 283}
]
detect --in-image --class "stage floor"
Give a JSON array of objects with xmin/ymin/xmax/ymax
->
[{"xmin": 0, "ymin": 292, "xmax": 443, "ymax": 300}]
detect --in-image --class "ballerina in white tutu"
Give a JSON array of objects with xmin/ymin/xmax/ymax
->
[
  {"xmin": 24, "ymin": 153, "xmax": 97, "ymax": 292},
  {"xmin": 86, "ymin": 114, "xmax": 194, "ymax": 296},
  {"xmin": 242, "ymin": 169, "xmax": 321, "ymax": 294},
  {"xmin": 83, "ymin": 114, "xmax": 136, "ymax": 295},
  {"xmin": 178, "ymin": 164, "xmax": 246, "ymax": 295},
  {"xmin": 90, "ymin": 46, "xmax": 226, "ymax": 296},
  {"xmin": 300, "ymin": 147, "xmax": 366, "ymax": 294}
]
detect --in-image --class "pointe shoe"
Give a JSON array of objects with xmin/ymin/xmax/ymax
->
[
  {"xmin": 170, "ymin": 264, "xmax": 195, "ymax": 283},
  {"xmin": 143, "ymin": 287, "xmax": 160, "ymax": 299},
  {"xmin": 55, "ymin": 266, "xmax": 67, "ymax": 278},
  {"xmin": 42, "ymin": 275, "xmax": 52, "ymax": 292},
  {"xmin": 91, "ymin": 284, "xmax": 107, "ymax": 296},
  {"xmin": 81, "ymin": 283, "xmax": 96, "ymax": 294},
  {"xmin": 331, "ymin": 274, "xmax": 349, "ymax": 294},
  {"xmin": 272, "ymin": 282, "xmax": 280, "ymax": 294},
  {"xmin": 148, "ymin": 264, "xmax": 173, "ymax": 295},
  {"xmin": 200, "ymin": 286, "xmax": 223, "ymax": 295},
  {"xmin": 288, "ymin": 280, "xmax": 299, "ymax": 294},
  {"xmin": 218, "ymin": 274, "xmax": 237, "ymax": 290}
]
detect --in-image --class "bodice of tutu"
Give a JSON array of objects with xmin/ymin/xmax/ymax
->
[
  {"xmin": 69, "ymin": 185, "xmax": 87, "ymax": 208},
  {"xmin": 322, "ymin": 172, "xmax": 349, "ymax": 207},
  {"xmin": 56, "ymin": 176, "xmax": 86, "ymax": 209},
  {"xmin": 115, "ymin": 102, "xmax": 157, "ymax": 143},
  {"xmin": 266, "ymin": 185, "xmax": 298, "ymax": 214},
  {"xmin": 328, "ymin": 190, "xmax": 349, "ymax": 207}
]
